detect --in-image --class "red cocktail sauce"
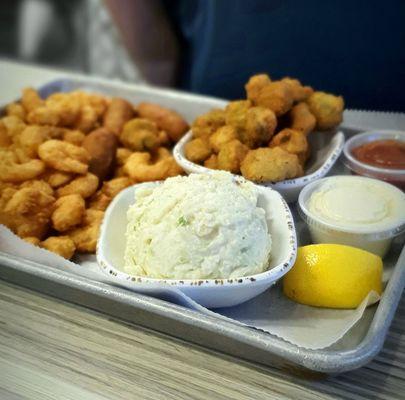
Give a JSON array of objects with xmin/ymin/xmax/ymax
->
[{"xmin": 352, "ymin": 139, "xmax": 405, "ymax": 170}]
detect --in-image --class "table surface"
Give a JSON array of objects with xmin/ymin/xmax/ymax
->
[{"xmin": 1, "ymin": 59, "xmax": 404, "ymax": 400}]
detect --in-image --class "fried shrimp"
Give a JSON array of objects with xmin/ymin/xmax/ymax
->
[
  {"xmin": 38, "ymin": 140, "xmax": 90, "ymax": 174},
  {"xmin": 103, "ymin": 97, "xmax": 134, "ymax": 136},
  {"xmin": 124, "ymin": 151, "xmax": 183, "ymax": 182},
  {"xmin": 241, "ymin": 147, "xmax": 303, "ymax": 183},
  {"xmin": 21, "ymin": 87, "xmax": 44, "ymax": 113},
  {"xmin": 184, "ymin": 138, "xmax": 212, "ymax": 163},
  {"xmin": 288, "ymin": 102, "xmax": 316, "ymax": 135},
  {"xmin": 217, "ymin": 139, "xmax": 249, "ymax": 174},
  {"xmin": 120, "ymin": 118, "xmax": 160, "ymax": 152},
  {"xmin": 0, "ymin": 158, "xmax": 46, "ymax": 183},
  {"xmin": 57, "ymin": 173, "xmax": 99, "ymax": 199},
  {"xmin": 269, "ymin": 129, "xmax": 309, "ymax": 165},
  {"xmin": 41, "ymin": 236, "xmax": 76, "ymax": 259},
  {"xmin": 42, "ymin": 170, "xmax": 74, "ymax": 188},
  {"xmin": 101, "ymin": 177, "xmax": 132, "ymax": 198},
  {"xmin": 52, "ymin": 194, "xmax": 85, "ymax": 232},
  {"xmin": 307, "ymin": 91, "xmax": 344, "ymax": 130}
]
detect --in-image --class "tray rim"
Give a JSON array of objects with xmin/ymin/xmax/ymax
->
[{"xmin": 0, "ymin": 76, "xmax": 404, "ymax": 373}]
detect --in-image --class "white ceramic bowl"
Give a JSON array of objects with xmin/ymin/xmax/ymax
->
[
  {"xmin": 97, "ymin": 181, "xmax": 297, "ymax": 308},
  {"xmin": 173, "ymin": 130, "xmax": 345, "ymax": 203},
  {"xmin": 298, "ymin": 176, "xmax": 405, "ymax": 257}
]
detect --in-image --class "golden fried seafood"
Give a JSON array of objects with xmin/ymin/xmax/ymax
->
[
  {"xmin": 254, "ymin": 81, "xmax": 294, "ymax": 116},
  {"xmin": 241, "ymin": 147, "xmax": 303, "ymax": 183},
  {"xmin": 0, "ymin": 187, "xmax": 55, "ymax": 239},
  {"xmin": 62, "ymin": 129, "xmax": 86, "ymax": 146},
  {"xmin": 20, "ymin": 179, "xmax": 54, "ymax": 196},
  {"xmin": 82, "ymin": 128, "xmax": 118, "ymax": 181},
  {"xmin": 16, "ymin": 125, "xmax": 48, "ymax": 157},
  {"xmin": 103, "ymin": 97, "xmax": 134, "ymax": 136},
  {"xmin": 41, "ymin": 236, "xmax": 76, "ymax": 259},
  {"xmin": 245, "ymin": 74, "xmax": 272, "ymax": 102},
  {"xmin": 116, "ymin": 147, "xmax": 133, "ymax": 166},
  {"xmin": 307, "ymin": 91, "xmax": 344, "ymax": 130},
  {"xmin": 68, "ymin": 209, "xmax": 104, "ymax": 253},
  {"xmin": 0, "ymin": 122, "xmax": 12, "ymax": 147},
  {"xmin": 6, "ymin": 103, "xmax": 26, "ymax": 120},
  {"xmin": 192, "ymin": 109, "xmax": 226, "ymax": 139},
  {"xmin": 52, "ymin": 194, "xmax": 85, "ymax": 232},
  {"xmin": 204, "ymin": 154, "xmax": 218, "ymax": 169},
  {"xmin": 124, "ymin": 151, "xmax": 183, "ymax": 182},
  {"xmin": 157, "ymin": 130, "xmax": 171, "ymax": 147},
  {"xmin": 217, "ymin": 139, "xmax": 249, "ymax": 174},
  {"xmin": 269, "ymin": 129, "xmax": 309, "ymax": 164},
  {"xmin": 288, "ymin": 102, "xmax": 316, "ymax": 135},
  {"xmin": 2, "ymin": 116, "xmax": 26, "ymax": 137},
  {"xmin": 21, "ymin": 88, "xmax": 44, "ymax": 113},
  {"xmin": 242, "ymin": 107, "xmax": 277, "ymax": 147},
  {"xmin": 0, "ymin": 158, "xmax": 46, "ymax": 183},
  {"xmin": 23, "ymin": 236, "xmax": 40, "ymax": 246},
  {"xmin": 101, "ymin": 177, "xmax": 132, "ymax": 198},
  {"xmin": 88, "ymin": 190, "xmax": 111, "ymax": 211},
  {"xmin": 225, "ymin": 100, "xmax": 251, "ymax": 132},
  {"xmin": 38, "ymin": 140, "xmax": 90, "ymax": 174},
  {"xmin": 57, "ymin": 173, "xmax": 99, "ymax": 199},
  {"xmin": 209, "ymin": 125, "xmax": 238, "ymax": 153},
  {"xmin": 281, "ymin": 77, "xmax": 314, "ymax": 102},
  {"xmin": 74, "ymin": 105, "xmax": 99, "ymax": 133},
  {"xmin": 184, "ymin": 138, "xmax": 212, "ymax": 163},
  {"xmin": 137, "ymin": 102, "xmax": 189, "ymax": 142},
  {"xmin": 120, "ymin": 118, "xmax": 159, "ymax": 152},
  {"xmin": 42, "ymin": 170, "xmax": 74, "ymax": 188}
]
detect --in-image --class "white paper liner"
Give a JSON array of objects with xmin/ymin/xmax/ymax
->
[{"xmin": 0, "ymin": 225, "xmax": 383, "ymax": 350}]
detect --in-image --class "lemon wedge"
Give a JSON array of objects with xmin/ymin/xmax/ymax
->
[{"xmin": 283, "ymin": 244, "xmax": 383, "ymax": 309}]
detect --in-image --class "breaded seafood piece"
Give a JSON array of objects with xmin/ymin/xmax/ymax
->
[
  {"xmin": 307, "ymin": 91, "xmax": 344, "ymax": 130},
  {"xmin": 6, "ymin": 103, "xmax": 26, "ymax": 120},
  {"xmin": 103, "ymin": 97, "xmax": 134, "ymax": 136},
  {"xmin": 281, "ymin": 77, "xmax": 314, "ymax": 102},
  {"xmin": 120, "ymin": 118, "xmax": 159, "ymax": 152},
  {"xmin": 88, "ymin": 190, "xmax": 112, "ymax": 211},
  {"xmin": 57, "ymin": 173, "xmax": 99, "ymax": 199},
  {"xmin": 68, "ymin": 209, "xmax": 104, "ymax": 253},
  {"xmin": 20, "ymin": 179, "xmax": 54, "ymax": 196},
  {"xmin": 0, "ymin": 121, "xmax": 11, "ymax": 147},
  {"xmin": 192, "ymin": 109, "xmax": 226, "ymax": 139},
  {"xmin": 0, "ymin": 187, "xmax": 55, "ymax": 239},
  {"xmin": 62, "ymin": 129, "xmax": 86, "ymax": 146},
  {"xmin": 241, "ymin": 147, "xmax": 303, "ymax": 183},
  {"xmin": 42, "ymin": 170, "xmax": 74, "ymax": 188},
  {"xmin": 184, "ymin": 138, "xmax": 212, "ymax": 163},
  {"xmin": 16, "ymin": 125, "xmax": 49, "ymax": 157},
  {"xmin": 217, "ymin": 139, "xmax": 249, "ymax": 174},
  {"xmin": 2, "ymin": 115, "xmax": 26, "ymax": 138},
  {"xmin": 116, "ymin": 148, "xmax": 133, "ymax": 166},
  {"xmin": 52, "ymin": 194, "xmax": 85, "ymax": 232},
  {"xmin": 41, "ymin": 236, "xmax": 76, "ymax": 259},
  {"xmin": 289, "ymin": 102, "xmax": 316, "ymax": 135},
  {"xmin": 204, "ymin": 154, "xmax": 218, "ymax": 169},
  {"xmin": 21, "ymin": 88, "xmax": 44, "ymax": 113},
  {"xmin": 0, "ymin": 158, "xmax": 46, "ymax": 183},
  {"xmin": 209, "ymin": 126, "xmax": 238, "ymax": 153},
  {"xmin": 269, "ymin": 129, "xmax": 309, "ymax": 165},
  {"xmin": 38, "ymin": 140, "xmax": 90, "ymax": 174},
  {"xmin": 245, "ymin": 74, "xmax": 272, "ymax": 102},
  {"xmin": 124, "ymin": 152, "xmax": 183, "ymax": 182},
  {"xmin": 137, "ymin": 102, "xmax": 189, "ymax": 142},
  {"xmin": 243, "ymin": 106, "xmax": 277, "ymax": 148},
  {"xmin": 23, "ymin": 236, "xmax": 41, "ymax": 246},
  {"xmin": 74, "ymin": 105, "xmax": 99, "ymax": 133},
  {"xmin": 225, "ymin": 100, "xmax": 251, "ymax": 132},
  {"xmin": 254, "ymin": 81, "xmax": 294, "ymax": 116},
  {"xmin": 101, "ymin": 177, "xmax": 133, "ymax": 198}
]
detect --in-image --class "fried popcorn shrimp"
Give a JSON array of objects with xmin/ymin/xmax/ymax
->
[
  {"xmin": 74, "ymin": 105, "xmax": 99, "ymax": 133},
  {"xmin": 62, "ymin": 129, "xmax": 86, "ymax": 146},
  {"xmin": 26, "ymin": 106, "xmax": 60, "ymax": 126},
  {"xmin": 16, "ymin": 125, "xmax": 48, "ymax": 157},
  {"xmin": 88, "ymin": 190, "xmax": 111, "ymax": 211},
  {"xmin": 217, "ymin": 139, "xmax": 249, "ymax": 174},
  {"xmin": 245, "ymin": 74, "xmax": 272, "ymax": 102},
  {"xmin": 289, "ymin": 102, "xmax": 316, "ymax": 135},
  {"xmin": 21, "ymin": 88, "xmax": 44, "ymax": 113},
  {"xmin": 2, "ymin": 116, "xmax": 26, "ymax": 138},
  {"xmin": 269, "ymin": 129, "xmax": 309, "ymax": 165},
  {"xmin": 101, "ymin": 176, "xmax": 133, "ymax": 198},
  {"xmin": 254, "ymin": 81, "xmax": 294, "ymax": 116},
  {"xmin": 0, "ymin": 158, "xmax": 46, "ymax": 183},
  {"xmin": 184, "ymin": 138, "xmax": 212, "ymax": 163},
  {"xmin": 116, "ymin": 148, "xmax": 133, "ymax": 166},
  {"xmin": 307, "ymin": 91, "xmax": 345, "ymax": 130},
  {"xmin": 38, "ymin": 140, "xmax": 90, "ymax": 174},
  {"xmin": 281, "ymin": 77, "xmax": 314, "ymax": 102},
  {"xmin": 120, "ymin": 118, "xmax": 159, "ymax": 151},
  {"xmin": 0, "ymin": 121, "xmax": 11, "ymax": 147},
  {"xmin": 43, "ymin": 93, "xmax": 81, "ymax": 126},
  {"xmin": 1, "ymin": 187, "xmax": 55, "ymax": 239},
  {"xmin": 209, "ymin": 126, "xmax": 238, "ymax": 153},
  {"xmin": 52, "ymin": 194, "xmax": 85, "ymax": 232},
  {"xmin": 103, "ymin": 97, "xmax": 134, "ymax": 136},
  {"xmin": 42, "ymin": 170, "xmax": 74, "ymax": 188},
  {"xmin": 20, "ymin": 179, "xmax": 54, "ymax": 196},
  {"xmin": 192, "ymin": 109, "xmax": 226, "ymax": 139},
  {"xmin": 83, "ymin": 128, "xmax": 118, "ymax": 181},
  {"xmin": 225, "ymin": 100, "xmax": 251, "ymax": 132},
  {"xmin": 137, "ymin": 102, "xmax": 189, "ymax": 142},
  {"xmin": 242, "ymin": 107, "xmax": 277, "ymax": 148},
  {"xmin": 23, "ymin": 236, "xmax": 41, "ymax": 246},
  {"xmin": 204, "ymin": 154, "xmax": 218, "ymax": 169},
  {"xmin": 241, "ymin": 147, "xmax": 303, "ymax": 183},
  {"xmin": 6, "ymin": 103, "xmax": 26, "ymax": 120},
  {"xmin": 124, "ymin": 152, "xmax": 183, "ymax": 182},
  {"xmin": 68, "ymin": 209, "xmax": 104, "ymax": 253},
  {"xmin": 41, "ymin": 236, "xmax": 76, "ymax": 259},
  {"xmin": 57, "ymin": 173, "xmax": 99, "ymax": 199}
]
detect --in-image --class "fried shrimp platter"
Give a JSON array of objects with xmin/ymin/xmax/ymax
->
[
  {"xmin": 0, "ymin": 87, "xmax": 189, "ymax": 259},
  {"xmin": 186, "ymin": 72, "xmax": 344, "ymax": 183}
]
